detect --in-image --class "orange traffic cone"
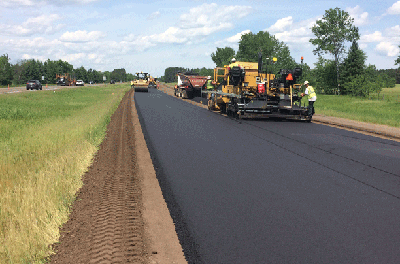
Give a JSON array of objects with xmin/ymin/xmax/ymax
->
[{"xmin": 8, "ymin": 84, "xmax": 9, "ymax": 90}]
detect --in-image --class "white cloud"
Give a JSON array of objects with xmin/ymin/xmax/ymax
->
[
  {"xmin": 0, "ymin": 14, "xmax": 63, "ymax": 36},
  {"xmin": 360, "ymin": 31, "xmax": 384, "ymax": 42},
  {"xmin": 267, "ymin": 16, "xmax": 320, "ymax": 44},
  {"xmin": 1, "ymin": 0, "xmax": 100, "ymax": 7},
  {"xmin": 0, "ymin": 0, "xmax": 35, "ymax": 7},
  {"xmin": 147, "ymin": 11, "xmax": 160, "ymax": 20},
  {"xmin": 180, "ymin": 3, "xmax": 252, "ymax": 29},
  {"xmin": 387, "ymin": 1, "xmax": 400, "ymax": 14},
  {"xmin": 132, "ymin": 3, "xmax": 252, "ymax": 47},
  {"xmin": 266, "ymin": 16, "xmax": 293, "ymax": 32},
  {"xmin": 59, "ymin": 30, "xmax": 105, "ymax": 42},
  {"xmin": 375, "ymin": 42, "xmax": 400, "ymax": 56},
  {"xmin": 61, "ymin": 53, "xmax": 86, "ymax": 62},
  {"xmin": 226, "ymin": 30, "xmax": 251, "ymax": 43},
  {"xmin": 346, "ymin": 5, "xmax": 368, "ymax": 26}
]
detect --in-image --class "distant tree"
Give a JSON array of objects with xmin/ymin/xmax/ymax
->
[
  {"xmin": 126, "ymin": 73, "xmax": 135, "ymax": 81},
  {"xmin": 111, "ymin": 68, "xmax": 126, "ymax": 82},
  {"xmin": 163, "ymin": 67, "xmax": 187, "ymax": 83},
  {"xmin": 313, "ymin": 56, "xmax": 337, "ymax": 94},
  {"xmin": 396, "ymin": 45, "xmax": 400, "ymax": 67},
  {"xmin": 211, "ymin": 47, "xmax": 236, "ymax": 67},
  {"xmin": 310, "ymin": 7, "xmax": 360, "ymax": 93},
  {"xmin": 236, "ymin": 31, "xmax": 297, "ymax": 74},
  {"xmin": 21, "ymin": 59, "xmax": 43, "ymax": 82},
  {"xmin": 74, "ymin": 66, "xmax": 88, "ymax": 82},
  {"xmin": 0, "ymin": 54, "xmax": 12, "ymax": 85},
  {"xmin": 340, "ymin": 40, "xmax": 367, "ymax": 94}
]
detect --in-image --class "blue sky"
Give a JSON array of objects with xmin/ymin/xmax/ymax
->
[{"xmin": 1, "ymin": 0, "xmax": 399, "ymax": 78}]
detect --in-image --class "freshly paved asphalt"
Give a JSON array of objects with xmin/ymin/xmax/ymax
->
[{"xmin": 135, "ymin": 88, "xmax": 400, "ymax": 264}]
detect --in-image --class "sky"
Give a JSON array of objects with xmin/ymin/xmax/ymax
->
[{"xmin": 1, "ymin": 0, "xmax": 399, "ymax": 78}]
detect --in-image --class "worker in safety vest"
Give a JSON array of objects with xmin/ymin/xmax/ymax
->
[
  {"xmin": 130, "ymin": 80, "xmax": 134, "ymax": 88},
  {"xmin": 229, "ymin": 58, "xmax": 240, "ymax": 68},
  {"xmin": 301, "ymin": 80, "xmax": 316, "ymax": 116},
  {"xmin": 206, "ymin": 76, "xmax": 215, "ymax": 90}
]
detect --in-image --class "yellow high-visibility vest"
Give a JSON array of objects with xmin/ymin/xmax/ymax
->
[
  {"xmin": 307, "ymin": 86, "xmax": 316, "ymax": 100},
  {"xmin": 206, "ymin": 80, "xmax": 214, "ymax": 90}
]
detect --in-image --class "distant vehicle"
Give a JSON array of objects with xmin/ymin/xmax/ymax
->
[
  {"xmin": 76, "ymin": 80, "xmax": 85, "ymax": 86},
  {"xmin": 89, "ymin": 81, "xmax": 94, "ymax": 84},
  {"xmin": 110, "ymin": 80, "xmax": 115, "ymax": 84},
  {"xmin": 56, "ymin": 73, "xmax": 76, "ymax": 86},
  {"xmin": 26, "ymin": 80, "xmax": 42, "ymax": 90}
]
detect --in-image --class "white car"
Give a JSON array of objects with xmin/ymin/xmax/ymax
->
[{"xmin": 76, "ymin": 80, "xmax": 85, "ymax": 86}]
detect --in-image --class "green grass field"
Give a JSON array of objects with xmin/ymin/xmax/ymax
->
[
  {"xmin": 0, "ymin": 84, "xmax": 131, "ymax": 263},
  {"xmin": 312, "ymin": 84, "xmax": 400, "ymax": 127}
]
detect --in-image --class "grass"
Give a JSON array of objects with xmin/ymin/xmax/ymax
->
[
  {"xmin": 0, "ymin": 84, "xmax": 131, "ymax": 263},
  {"xmin": 312, "ymin": 84, "xmax": 400, "ymax": 127}
]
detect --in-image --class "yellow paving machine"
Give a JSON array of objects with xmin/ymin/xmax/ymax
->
[{"xmin": 205, "ymin": 56, "xmax": 312, "ymax": 122}]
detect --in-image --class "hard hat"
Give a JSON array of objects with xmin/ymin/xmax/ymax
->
[
  {"xmin": 304, "ymin": 80, "xmax": 309, "ymax": 85},
  {"xmin": 231, "ymin": 58, "xmax": 236, "ymax": 62},
  {"xmin": 207, "ymin": 76, "xmax": 211, "ymax": 79}
]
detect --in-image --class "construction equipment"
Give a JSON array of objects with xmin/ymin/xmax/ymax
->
[
  {"xmin": 133, "ymin": 72, "xmax": 149, "ymax": 92},
  {"xmin": 205, "ymin": 56, "xmax": 312, "ymax": 122},
  {"xmin": 148, "ymin": 76, "xmax": 157, "ymax": 89},
  {"xmin": 56, "ymin": 73, "xmax": 76, "ymax": 86},
  {"xmin": 174, "ymin": 72, "xmax": 208, "ymax": 99}
]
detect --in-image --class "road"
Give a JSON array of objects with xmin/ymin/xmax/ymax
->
[{"xmin": 135, "ymin": 88, "xmax": 400, "ymax": 263}]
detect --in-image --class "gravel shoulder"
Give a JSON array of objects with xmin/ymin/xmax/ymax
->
[{"xmin": 49, "ymin": 88, "xmax": 186, "ymax": 263}]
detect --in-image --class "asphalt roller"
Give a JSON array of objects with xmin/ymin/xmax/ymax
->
[{"xmin": 133, "ymin": 72, "xmax": 149, "ymax": 93}]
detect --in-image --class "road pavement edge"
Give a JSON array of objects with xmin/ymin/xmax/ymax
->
[{"xmin": 131, "ymin": 91, "xmax": 187, "ymax": 264}]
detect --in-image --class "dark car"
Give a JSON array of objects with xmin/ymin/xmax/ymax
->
[
  {"xmin": 110, "ymin": 80, "xmax": 115, "ymax": 84},
  {"xmin": 26, "ymin": 80, "xmax": 42, "ymax": 90}
]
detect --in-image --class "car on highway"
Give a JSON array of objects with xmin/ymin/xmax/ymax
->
[
  {"xmin": 26, "ymin": 80, "xmax": 42, "ymax": 90},
  {"xmin": 76, "ymin": 80, "xmax": 85, "ymax": 86}
]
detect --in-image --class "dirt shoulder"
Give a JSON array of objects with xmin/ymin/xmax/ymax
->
[
  {"xmin": 158, "ymin": 83, "xmax": 400, "ymax": 142},
  {"xmin": 49, "ymin": 88, "xmax": 186, "ymax": 263}
]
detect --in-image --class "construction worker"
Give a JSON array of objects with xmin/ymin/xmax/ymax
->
[
  {"xmin": 206, "ymin": 76, "xmax": 215, "ymax": 90},
  {"xmin": 229, "ymin": 58, "xmax": 239, "ymax": 67},
  {"xmin": 301, "ymin": 81, "xmax": 316, "ymax": 116},
  {"xmin": 130, "ymin": 80, "xmax": 134, "ymax": 88}
]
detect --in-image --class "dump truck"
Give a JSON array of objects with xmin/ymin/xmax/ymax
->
[
  {"xmin": 174, "ymin": 72, "xmax": 208, "ymax": 99},
  {"xmin": 205, "ymin": 56, "xmax": 312, "ymax": 122},
  {"xmin": 133, "ymin": 72, "xmax": 149, "ymax": 92},
  {"xmin": 56, "ymin": 73, "xmax": 76, "ymax": 86}
]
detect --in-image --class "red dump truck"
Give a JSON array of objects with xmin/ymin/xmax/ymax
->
[{"xmin": 174, "ymin": 72, "xmax": 208, "ymax": 99}]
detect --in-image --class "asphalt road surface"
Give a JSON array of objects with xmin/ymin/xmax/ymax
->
[{"xmin": 135, "ymin": 88, "xmax": 400, "ymax": 264}]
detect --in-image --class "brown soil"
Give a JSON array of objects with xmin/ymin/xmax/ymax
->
[{"xmin": 49, "ymin": 88, "xmax": 186, "ymax": 264}]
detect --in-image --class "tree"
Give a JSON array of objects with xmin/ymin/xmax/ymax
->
[
  {"xmin": 313, "ymin": 56, "xmax": 337, "ymax": 94},
  {"xmin": 163, "ymin": 67, "xmax": 187, "ymax": 83},
  {"xmin": 396, "ymin": 45, "xmax": 400, "ymax": 67},
  {"xmin": 211, "ymin": 47, "xmax": 236, "ymax": 67},
  {"xmin": 111, "ymin": 68, "xmax": 126, "ymax": 82},
  {"xmin": 73, "ymin": 66, "xmax": 88, "ymax": 82},
  {"xmin": 0, "ymin": 54, "xmax": 13, "ymax": 85},
  {"xmin": 310, "ymin": 7, "xmax": 360, "ymax": 93},
  {"xmin": 340, "ymin": 40, "xmax": 366, "ymax": 94},
  {"xmin": 236, "ymin": 31, "xmax": 297, "ymax": 74}
]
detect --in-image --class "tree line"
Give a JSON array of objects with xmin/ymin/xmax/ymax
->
[
  {"xmin": 0, "ymin": 55, "xmax": 136, "ymax": 86},
  {"xmin": 161, "ymin": 67, "xmax": 214, "ymax": 83},
  {"xmin": 206, "ymin": 7, "xmax": 400, "ymax": 97}
]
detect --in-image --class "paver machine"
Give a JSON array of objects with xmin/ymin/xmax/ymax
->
[
  {"xmin": 206, "ymin": 56, "xmax": 312, "ymax": 121},
  {"xmin": 133, "ymin": 72, "xmax": 149, "ymax": 92}
]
